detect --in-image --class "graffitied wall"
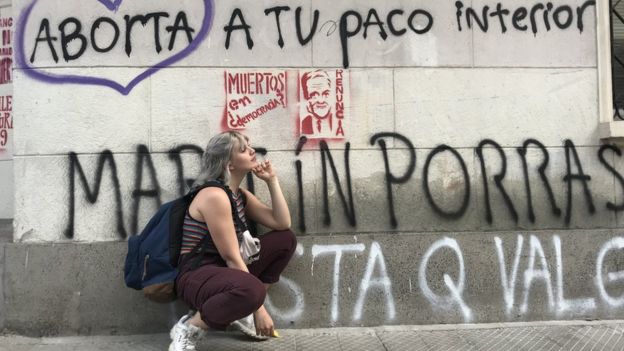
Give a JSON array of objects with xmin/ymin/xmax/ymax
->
[
  {"xmin": 263, "ymin": 230, "xmax": 624, "ymax": 326},
  {"xmin": 11, "ymin": 0, "xmax": 624, "ymax": 329},
  {"xmin": 0, "ymin": 2, "xmax": 13, "ymax": 219}
]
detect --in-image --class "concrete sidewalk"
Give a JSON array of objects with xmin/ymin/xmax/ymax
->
[{"xmin": 2, "ymin": 320, "xmax": 624, "ymax": 351}]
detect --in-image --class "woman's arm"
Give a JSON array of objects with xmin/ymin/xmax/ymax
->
[
  {"xmin": 242, "ymin": 162, "xmax": 291, "ymax": 230},
  {"xmin": 194, "ymin": 187, "xmax": 248, "ymax": 272},
  {"xmin": 194, "ymin": 186, "xmax": 276, "ymax": 337}
]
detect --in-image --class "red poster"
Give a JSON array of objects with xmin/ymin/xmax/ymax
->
[
  {"xmin": 223, "ymin": 70, "xmax": 287, "ymax": 130},
  {"xmin": 298, "ymin": 69, "xmax": 349, "ymax": 139}
]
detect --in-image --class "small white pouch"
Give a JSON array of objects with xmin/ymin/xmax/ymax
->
[{"xmin": 240, "ymin": 230, "xmax": 261, "ymax": 265}]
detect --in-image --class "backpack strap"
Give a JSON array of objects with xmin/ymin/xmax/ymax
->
[
  {"xmin": 240, "ymin": 190, "xmax": 248, "ymax": 208},
  {"xmin": 186, "ymin": 180, "xmax": 225, "ymax": 202},
  {"xmin": 228, "ymin": 190, "xmax": 248, "ymax": 233}
]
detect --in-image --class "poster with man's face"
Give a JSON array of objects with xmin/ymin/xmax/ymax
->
[{"xmin": 299, "ymin": 69, "xmax": 349, "ymax": 139}]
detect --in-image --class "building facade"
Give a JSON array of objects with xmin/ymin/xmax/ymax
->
[{"xmin": 2, "ymin": 0, "xmax": 624, "ymax": 336}]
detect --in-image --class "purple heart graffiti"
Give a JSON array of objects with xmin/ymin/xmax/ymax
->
[
  {"xmin": 97, "ymin": 0, "xmax": 122, "ymax": 12},
  {"xmin": 15, "ymin": 0, "xmax": 214, "ymax": 95}
]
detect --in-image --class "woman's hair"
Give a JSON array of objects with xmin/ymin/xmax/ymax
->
[{"xmin": 192, "ymin": 131, "xmax": 248, "ymax": 187}]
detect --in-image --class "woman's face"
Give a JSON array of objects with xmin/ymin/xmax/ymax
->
[{"xmin": 229, "ymin": 136, "xmax": 257, "ymax": 173}]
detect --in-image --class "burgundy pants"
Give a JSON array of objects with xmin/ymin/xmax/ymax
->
[{"xmin": 175, "ymin": 229, "xmax": 297, "ymax": 330}]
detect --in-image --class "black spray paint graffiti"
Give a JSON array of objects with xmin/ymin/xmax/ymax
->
[
  {"xmin": 66, "ymin": 150, "xmax": 126, "ymax": 239},
  {"xmin": 319, "ymin": 140, "xmax": 356, "ymax": 227},
  {"xmin": 476, "ymin": 139, "xmax": 518, "ymax": 224},
  {"xmin": 371, "ymin": 134, "xmax": 621, "ymax": 229},
  {"xmin": 454, "ymin": 0, "xmax": 596, "ymax": 34},
  {"xmin": 168, "ymin": 144, "xmax": 204, "ymax": 196},
  {"xmin": 370, "ymin": 133, "xmax": 416, "ymax": 227},
  {"xmin": 223, "ymin": 1, "xmax": 594, "ymax": 68},
  {"xmin": 224, "ymin": 6, "xmax": 434, "ymax": 69},
  {"xmin": 516, "ymin": 139, "xmax": 561, "ymax": 222},
  {"xmin": 65, "ymin": 144, "xmax": 266, "ymax": 239},
  {"xmin": 65, "ymin": 134, "xmax": 624, "ymax": 239},
  {"xmin": 295, "ymin": 136, "xmax": 308, "ymax": 232},
  {"xmin": 422, "ymin": 143, "xmax": 470, "ymax": 220},
  {"xmin": 29, "ymin": 11, "xmax": 195, "ymax": 63},
  {"xmin": 131, "ymin": 144, "xmax": 163, "ymax": 238},
  {"xmin": 66, "ymin": 145, "xmax": 195, "ymax": 239},
  {"xmin": 0, "ymin": 16, "xmax": 12, "ymax": 85}
]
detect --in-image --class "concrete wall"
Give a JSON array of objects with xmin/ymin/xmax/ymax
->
[
  {"xmin": 6, "ymin": 0, "xmax": 624, "ymax": 336},
  {"xmin": 3, "ymin": 229, "xmax": 624, "ymax": 336}
]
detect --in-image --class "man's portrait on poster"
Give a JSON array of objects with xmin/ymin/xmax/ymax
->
[{"xmin": 300, "ymin": 70, "xmax": 345, "ymax": 138}]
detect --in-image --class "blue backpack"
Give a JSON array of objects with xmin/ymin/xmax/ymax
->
[{"xmin": 123, "ymin": 181, "xmax": 225, "ymax": 303}]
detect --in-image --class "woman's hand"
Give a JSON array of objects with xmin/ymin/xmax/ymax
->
[
  {"xmin": 253, "ymin": 307, "xmax": 275, "ymax": 337},
  {"xmin": 252, "ymin": 160, "xmax": 277, "ymax": 182}
]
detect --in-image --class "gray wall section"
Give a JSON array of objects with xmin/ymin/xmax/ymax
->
[
  {"xmin": 0, "ymin": 243, "xmax": 5, "ymax": 332},
  {"xmin": 4, "ymin": 229, "xmax": 624, "ymax": 336},
  {"xmin": 0, "ymin": 160, "xmax": 13, "ymax": 219},
  {"xmin": 2, "ymin": 241, "xmax": 190, "ymax": 336},
  {"xmin": 0, "ymin": 219, "xmax": 10, "ymax": 332}
]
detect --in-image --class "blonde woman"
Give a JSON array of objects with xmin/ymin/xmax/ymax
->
[{"xmin": 169, "ymin": 131, "xmax": 296, "ymax": 351}]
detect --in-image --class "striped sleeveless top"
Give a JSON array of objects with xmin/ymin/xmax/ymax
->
[{"xmin": 180, "ymin": 189, "xmax": 248, "ymax": 256}]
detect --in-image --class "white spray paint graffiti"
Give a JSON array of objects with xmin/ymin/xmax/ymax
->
[
  {"xmin": 265, "ymin": 244, "xmax": 306, "ymax": 322},
  {"xmin": 418, "ymin": 237, "xmax": 473, "ymax": 322},
  {"xmin": 496, "ymin": 235, "xmax": 596, "ymax": 317},
  {"xmin": 596, "ymin": 237, "xmax": 624, "ymax": 307},
  {"xmin": 266, "ymin": 235, "xmax": 624, "ymax": 325},
  {"xmin": 265, "ymin": 275, "xmax": 306, "ymax": 322},
  {"xmin": 311, "ymin": 243, "xmax": 365, "ymax": 323},
  {"xmin": 494, "ymin": 235, "xmax": 523, "ymax": 316},
  {"xmin": 520, "ymin": 235, "xmax": 554, "ymax": 314},
  {"xmin": 553, "ymin": 235, "xmax": 596, "ymax": 315},
  {"xmin": 352, "ymin": 241, "xmax": 396, "ymax": 322}
]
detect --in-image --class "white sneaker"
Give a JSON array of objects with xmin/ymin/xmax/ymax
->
[
  {"xmin": 227, "ymin": 314, "xmax": 269, "ymax": 340},
  {"xmin": 169, "ymin": 314, "xmax": 207, "ymax": 351},
  {"xmin": 170, "ymin": 311, "xmax": 197, "ymax": 340}
]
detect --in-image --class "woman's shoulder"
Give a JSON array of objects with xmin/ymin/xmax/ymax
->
[{"xmin": 194, "ymin": 186, "xmax": 230, "ymax": 208}]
